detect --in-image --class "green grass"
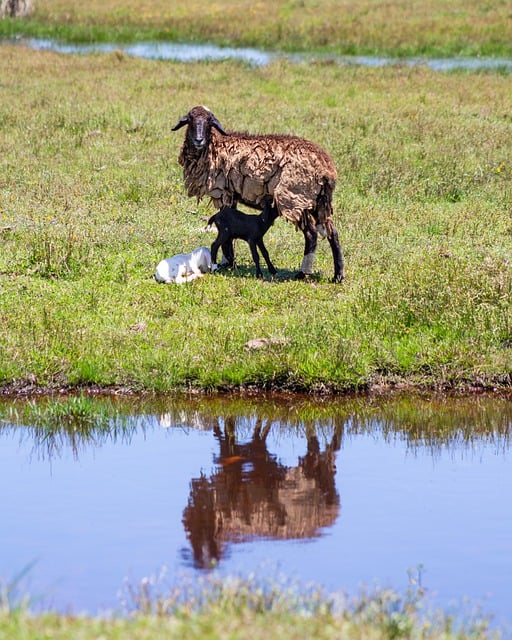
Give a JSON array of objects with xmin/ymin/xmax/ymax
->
[
  {"xmin": 2, "ymin": 0, "xmax": 512, "ymax": 58},
  {"xmin": 0, "ymin": 47, "xmax": 511, "ymax": 394},
  {"xmin": 0, "ymin": 570, "xmax": 499, "ymax": 639}
]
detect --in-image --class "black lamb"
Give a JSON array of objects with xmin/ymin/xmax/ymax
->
[{"xmin": 207, "ymin": 203, "xmax": 279, "ymax": 278}]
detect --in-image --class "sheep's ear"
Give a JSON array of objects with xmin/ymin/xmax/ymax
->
[
  {"xmin": 211, "ymin": 116, "xmax": 227, "ymax": 136},
  {"xmin": 171, "ymin": 114, "xmax": 189, "ymax": 131}
]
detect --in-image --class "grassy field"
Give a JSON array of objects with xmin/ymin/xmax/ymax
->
[
  {"xmin": 2, "ymin": 0, "xmax": 512, "ymax": 57},
  {"xmin": 0, "ymin": 45, "xmax": 511, "ymax": 394},
  {"xmin": 1, "ymin": 7, "xmax": 510, "ymax": 634}
]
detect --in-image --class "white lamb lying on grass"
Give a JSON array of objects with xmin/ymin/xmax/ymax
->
[{"xmin": 154, "ymin": 246, "xmax": 216, "ymax": 284}]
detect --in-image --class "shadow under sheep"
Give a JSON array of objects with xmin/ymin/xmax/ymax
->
[{"xmin": 214, "ymin": 263, "xmax": 323, "ymax": 283}]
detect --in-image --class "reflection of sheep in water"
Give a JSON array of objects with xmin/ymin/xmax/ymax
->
[
  {"xmin": 172, "ymin": 106, "xmax": 344, "ymax": 282},
  {"xmin": 182, "ymin": 417, "xmax": 341, "ymax": 569}
]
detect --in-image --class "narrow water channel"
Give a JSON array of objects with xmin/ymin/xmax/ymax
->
[
  {"xmin": 1, "ymin": 394, "xmax": 511, "ymax": 631},
  {"xmin": 5, "ymin": 37, "xmax": 512, "ymax": 71}
]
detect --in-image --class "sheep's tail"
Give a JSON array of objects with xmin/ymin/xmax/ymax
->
[{"xmin": 315, "ymin": 178, "xmax": 336, "ymax": 239}]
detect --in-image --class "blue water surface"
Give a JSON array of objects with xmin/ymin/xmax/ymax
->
[{"xmin": 1, "ymin": 399, "xmax": 511, "ymax": 635}]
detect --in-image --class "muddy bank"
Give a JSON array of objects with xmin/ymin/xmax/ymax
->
[{"xmin": 1, "ymin": 375, "xmax": 511, "ymax": 399}]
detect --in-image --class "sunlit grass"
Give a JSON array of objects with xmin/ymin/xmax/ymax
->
[{"xmin": 0, "ymin": 47, "xmax": 510, "ymax": 393}]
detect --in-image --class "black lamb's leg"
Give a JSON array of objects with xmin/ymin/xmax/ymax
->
[
  {"xmin": 210, "ymin": 236, "xmax": 222, "ymax": 265},
  {"xmin": 248, "ymin": 240, "xmax": 263, "ymax": 278},
  {"xmin": 257, "ymin": 239, "xmax": 277, "ymax": 275},
  {"xmin": 221, "ymin": 240, "xmax": 235, "ymax": 267}
]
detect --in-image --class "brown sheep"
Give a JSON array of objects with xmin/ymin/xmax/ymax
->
[{"xmin": 172, "ymin": 106, "xmax": 344, "ymax": 282}]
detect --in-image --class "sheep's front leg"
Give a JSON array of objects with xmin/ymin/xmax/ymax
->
[
  {"xmin": 256, "ymin": 239, "xmax": 277, "ymax": 275},
  {"xmin": 220, "ymin": 202, "xmax": 238, "ymax": 266},
  {"xmin": 297, "ymin": 218, "xmax": 317, "ymax": 279}
]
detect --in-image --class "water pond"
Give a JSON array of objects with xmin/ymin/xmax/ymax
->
[{"xmin": 1, "ymin": 393, "xmax": 511, "ymax": 630}]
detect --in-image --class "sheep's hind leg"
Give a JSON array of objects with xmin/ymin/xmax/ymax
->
[
  {"xmin": 296, "ymin": 219, "xmax": 317, "ymax": 280},
  {"xmin": 327, "ymin": 224, "xmax": 344, "ymax": 283}
]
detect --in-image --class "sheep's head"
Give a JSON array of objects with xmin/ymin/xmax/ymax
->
[{"xmin": 172, "ymin": 106, "xmax": 227, "ymax": 151}]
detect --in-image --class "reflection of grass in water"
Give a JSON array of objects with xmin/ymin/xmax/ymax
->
[
  {"xmin": 16, "ymin": 395, "xmax": 112, "ymax": 430},
  {"xmin": 0, "ymin": 394, "xmax": 143, "ymax": 459},
  {"xmin": 0, "ymin": 393, "xmax": 511, "ymax": 459},
  {"xmin": 156, "ymin": 393, "xmax": 512, "ymax": 448}
]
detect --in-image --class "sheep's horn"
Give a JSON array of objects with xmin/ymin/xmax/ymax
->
[
  {"xmin": 171, "ymin": 114, "xmax": 189, "ymax": 131},
  {"xmin": 211, "ymin": 116, "xmax": 227, "ymax": 136}
]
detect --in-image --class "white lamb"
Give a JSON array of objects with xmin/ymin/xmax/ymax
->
[{"xmin": 154, "ymin": 246, "xmax": 215, "ymax": 284}]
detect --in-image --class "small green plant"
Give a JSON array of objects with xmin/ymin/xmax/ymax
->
[
  {"xmin": 26, "ymin": 226, "xmax": 85, "ymax": 279},
  {"xmin": 0, "ymin": 564, "xmax": 35, "ymax": 614}
]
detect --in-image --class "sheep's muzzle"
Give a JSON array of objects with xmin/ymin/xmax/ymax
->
[
  {"xmin": 192, "ymin": 137, "xmax": 206, "ymax": 150},
  {"xmin": 190, "ymin": 118, "xmax": 209, "ymax": 150}
]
